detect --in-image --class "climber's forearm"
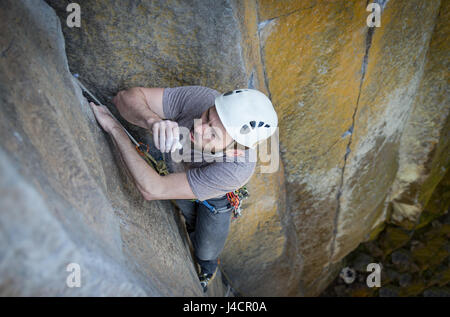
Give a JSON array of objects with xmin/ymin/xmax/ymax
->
[{"xmin": 109, "ymin": 126, "xmax": 162, "ymax": 199}]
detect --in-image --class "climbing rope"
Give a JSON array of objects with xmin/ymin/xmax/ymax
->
[
  {"xmin": 135, "ymin": 142, "xmax": 169, "ymax": 175},
  {"xmin": 73, "ymin": 74, "xmax": 169, "ymax": 176}
]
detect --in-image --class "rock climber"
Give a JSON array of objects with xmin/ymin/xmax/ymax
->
[{"xmin": 89, "ymin": 86, "xmax": 278, "ymax": 292}]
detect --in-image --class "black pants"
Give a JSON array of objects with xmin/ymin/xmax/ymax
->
[{"xmin": 176, "ymin": 195, "xmax": 233, "ymax": 275}]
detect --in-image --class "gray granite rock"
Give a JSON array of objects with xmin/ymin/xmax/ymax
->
[{"xmin": 0, "ymin": 0, "xmax": 223, "ymax": 296}]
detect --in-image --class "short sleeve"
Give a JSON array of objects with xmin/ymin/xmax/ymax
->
[
  {"xmin": 186, "ymin": 162, "xmax": 255, "ymax": 201},
  {"xmin": 162, "ymin": 86, "xmax": 220, "ymax": 122}
]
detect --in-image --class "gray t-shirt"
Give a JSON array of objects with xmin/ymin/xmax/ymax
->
[{"xmin": 162, "ymin": 85, "xmax": 256, "ymax": 201}]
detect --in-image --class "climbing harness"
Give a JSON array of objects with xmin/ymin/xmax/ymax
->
[
  {"xmin": 196, "ymin": 186, "xmax": 249, "ymax": 220},
  {"xmin": 195, "ymin": 199, "xmax": 219, "ymax": 213},
  {"xmin": 73, "ymin": 74, "xmax": 169, "ymax": 176}
]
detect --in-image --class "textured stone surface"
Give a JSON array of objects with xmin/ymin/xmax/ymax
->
[
  {"xmin": 47, "ymin": 0, "xmax": 290, "ymax": 297},
  {"xmin": 217, "ymin": 1, "xmax": 294, "ymax": 297},
  {"xmin": 47, "ymin": 0, "xmax": 248, "ymax": 101},
  {"xmin": 334, "ymin": 0, "xmax": 442, "ymax": 261},
  {"xmin": 254, "ymin": 0, "xmax": 447, "ymax": 295},
  {"xmin": 2, "ymin": 0, "xmax": 448, "ymax": 297},
  {"xmin": 257, "ymin": 0, "xmax": 371, "ymax": 295},
  {"xmin": 0, "ymin": 0, "xmax": 224, "ymax": 296},
  {"xmin": 389, "ymin": 0, "xmax": 450, "ymax": 228},
  {"xmin": 221, "ymin": 158, "xmax": 292, "ymax": 296}
]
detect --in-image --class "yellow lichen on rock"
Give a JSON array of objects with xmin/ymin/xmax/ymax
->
[
  {"xmin": 334, "ymin": 0, "xmax": 443, "ymax": 261},
  {"xmin": 259, "ymin": 0, "xmax": 369, "ymax": 294},
  {"xmin": 257, "ymin": 0, "xmax": 318, "ymax": 22}
]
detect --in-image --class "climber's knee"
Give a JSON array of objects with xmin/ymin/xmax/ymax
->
[{"xmin": 194, "ymin": 247, "xmax": 219, "ymax": 262}]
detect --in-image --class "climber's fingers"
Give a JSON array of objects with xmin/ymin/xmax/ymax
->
[
  {"xmin": 166, "ymin": 123, "xmax": 174, "ymax": 153},
  {"xmin": 152, "ymin": 120, "xmax": 180, "ymax": 153},
  {"xmin": 170, "ymin": 124, "xmax": 180, "ymax": 152},
  {"xmin": 159, "ymin": 123, "xmax": 166, "ymax": 153},
  {"xmin": 152, "ymin": 122, "xmax": 160, "ymax": 151},
  {"xmin": 89, "ymin": 102, "xmax": 117, "ymax": 133}
]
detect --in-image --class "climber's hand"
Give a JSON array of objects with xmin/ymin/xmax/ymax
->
[
  {"xmin": 89, "ymin": 102, "xmax": 119, "ymax": 133},
  {"xmin": 152, "ymin": 120, "xmax": 180, "ymax": 153}
]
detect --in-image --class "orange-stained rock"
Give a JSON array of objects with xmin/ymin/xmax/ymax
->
[
  {"xmin": 259, "ymin": 0, "xmax": 370, "ymax": 295},
  {"xmin": 220, "ymin": 0, "xmax": 291, "ymax": 297},
  {"xmin": 257, "ymin": 0, "xmax": 318, "ymax": 22},
  {"xmin": 334, "ymin": 0, "xmax": 442, "ymax": 262},
  {"xmin": 2, "ymin": 0, "xmax": 448, "ymax": 298},
  {"xmin": 246, "ymin": 0, "xmax": 446, "ymax": 296}
]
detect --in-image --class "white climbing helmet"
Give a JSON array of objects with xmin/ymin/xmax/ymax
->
[{"xmin": 215, "ymin": 89, "xmax": 278, "ymax": 149}]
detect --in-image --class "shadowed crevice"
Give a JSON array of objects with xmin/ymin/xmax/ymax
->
[
  {"xmin": 328, "ymin": 0, "xmax": 390, "ymax": 261},
  {"xmin": 329, "ymin": 23, "xmax": 377, "ymax": 262}
]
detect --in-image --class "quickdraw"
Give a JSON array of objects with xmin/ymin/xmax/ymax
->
[
  {"xmin": 226, "ymin": 186, "xmax": 249, "ymax": 220},
  {"xmin": 135, "ymin": 142, "xmax": 169, "ymax": 176}
]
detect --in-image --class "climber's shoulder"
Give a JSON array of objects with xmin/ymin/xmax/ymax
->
[
  {"xmin": 185, "ymin": 153, "xmax": 256, "ymax": 201},
  {"xmin": 162, "ymin": 86, "xmax": 220, "ymax": 121}
]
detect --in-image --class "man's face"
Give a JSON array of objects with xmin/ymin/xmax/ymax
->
[{"xmin": 190, "ymin": 106, "xmax": 234, "ymax": 153}]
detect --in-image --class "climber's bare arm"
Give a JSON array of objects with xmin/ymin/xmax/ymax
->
[
  {"xmin": 90, "ymin": 101, "xmax": 194, "ymax": 200},
  {"xmin": 109, "ymin": 126, "xmax": 196, "ymax": 200},
  {"xmin": 112, "ymin": 87, "xmax": 165, "ymax": 129},
  {"xmin": 113, "ymin": 87, "xmax": 180, "ymax": 153}
]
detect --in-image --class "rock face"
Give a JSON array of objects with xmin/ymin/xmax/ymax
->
[
  {"xmin": 47, "ymin": 0, "xmax": 249, "ymax": 100},
  {"xmin": 47, "ymin": 0, "xmax": 289, "ymax": 297},
  {"xmin": 388, "ymin": 0, "xmax": 450, "ymax": 228},
  {"xmin": 1, "ymin": 0, "xmax": 448, "ymax": 297},
  {"xmin": 0, "ymin": 0, "xmax": 224, "ymax": 296},
  {"xmin": 248, "ymin": 0, "xmax": 448, "ymax": 295}
]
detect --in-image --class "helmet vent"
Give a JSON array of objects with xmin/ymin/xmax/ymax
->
[
  {"xmin": 235, "ymin": 90, "xmax": 242, "ymax": 93},
  {"xmin": 223, "ymin": 91, "xmax": 233, "ymax": 96},
  {"xmin": 241, "ymin": 121, "xmax": 270, "ymax": 135},
  {"xmin": 240, "ymin": 124, "xmax": 251, "ymax": 134}
]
